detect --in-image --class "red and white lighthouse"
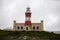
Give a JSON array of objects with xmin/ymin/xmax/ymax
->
[
  {"xmin": 13, "ymin": 7, "xmax": 44, "ymax": 31},
  {"xmin": 25, "ymin": 7, "xmax": 32, "ymax": 26}
]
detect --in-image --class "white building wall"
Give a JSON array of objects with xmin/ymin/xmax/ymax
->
[
  {"xmin": 32, "ymin": 24, "xmax": 40, "ymax": 31},
  {"xmin": 15, "ymin": 24, "xmax": 25, "ymax": 31},
  {"xmin": 13, "ymin": 23, "xmax": 43, "ymax": 31}
]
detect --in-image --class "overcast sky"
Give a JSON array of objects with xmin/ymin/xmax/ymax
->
[{"xmin": 0, "ymin": 0, "xmax": 60, "ymax": 31}]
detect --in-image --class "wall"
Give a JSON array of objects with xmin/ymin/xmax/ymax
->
[{"xmin": 13, "ymin": 21, "xmax": 43, "ymax": 31}]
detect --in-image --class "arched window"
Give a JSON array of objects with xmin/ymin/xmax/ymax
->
[
  {"xmin": 33, "ymin": 26, "xmax": 35, "ymax": 29},
  {"xmin": 17, "ymin": 26, "xmax": 19, "ymax": 29},
  {"xmin": 21, "ymin": 26, "xmax": 23, "ymax": 29},
  {"xmin": 37, "ymin": 26, "xmax": 39, "ymax": 29}
]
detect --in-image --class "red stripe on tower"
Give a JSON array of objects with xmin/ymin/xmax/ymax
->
[
  {"xmin": 25, "ymin": 21, "xmax": 32, "ymax": 26},
  {"xmin": 25, "ymin": 13, "xmax": 31, "ymax": 17}
]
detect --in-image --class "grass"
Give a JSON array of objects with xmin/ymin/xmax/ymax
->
[{"xmin": 0, "ymin": 30, "xmax": 60, "ymax": 39}]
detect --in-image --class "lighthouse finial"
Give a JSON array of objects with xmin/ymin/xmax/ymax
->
[
  {"xmin": 26, "ymin": 6, "xmax": 31, "ymax": 13},
  {"xmin": 27, "ymin": 6, "xmax": 30, "ymax": 11}
]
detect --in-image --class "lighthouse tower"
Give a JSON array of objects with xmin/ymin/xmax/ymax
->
[{"xmin": 25, "ymin": 7, "xmax": 32, "ymax": 31}]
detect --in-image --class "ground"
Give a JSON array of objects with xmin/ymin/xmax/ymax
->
[{"xmin": 0, "ymin": 30, "xmax": 60, "ymax": 40}]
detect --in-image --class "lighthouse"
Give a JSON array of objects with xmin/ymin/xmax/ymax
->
[
  {"xmin": 13, "ymin": 7, "xmax": 44, "ymax": 31},
  {"xmin": 25, "ymin": 7, "xmax": 32, "ymax": 31}
]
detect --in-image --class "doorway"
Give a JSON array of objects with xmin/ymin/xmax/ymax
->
[{"xmin": 26, "ymin": 27, "xmax": 28, "ymax": 30}]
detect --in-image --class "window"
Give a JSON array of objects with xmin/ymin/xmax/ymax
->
[
  {"xmin": 33, "ymin": 26, "xmax": 35, "ymax": 29},
  {"xmin": 17, "ymin": 26, "xmax": 19, "ymax": 29},
  {"xmin": 21, "ymin": 26, "xmax": 23, "ymax": 29},
  {"xmin": 26, "ymin": 27, "xmax": 28, "ymax": 30},
  {"xmin": 37, "ymin": 26, "xmax": 39, "ymax": 29}
]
